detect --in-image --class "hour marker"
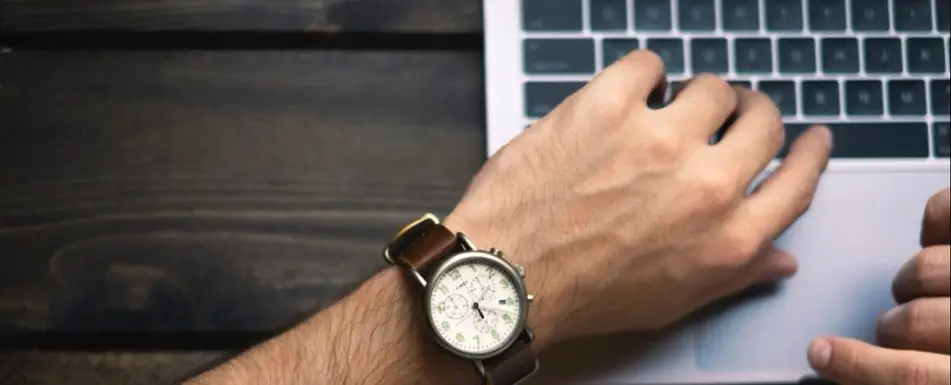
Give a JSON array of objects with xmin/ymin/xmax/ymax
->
[{"xmin": 499, "ymin": 299, "xmax": 506, "ymax": 305}]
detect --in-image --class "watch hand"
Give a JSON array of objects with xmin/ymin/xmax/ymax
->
[
  {"xmin": 477, "ymin": 304, "xmax": 518, "ymax": 315},
  {"xmin": 473, "ymin": 303, "xmax": 485, "ymax": 319},
  {"xmin": 477, "ymin": 285, "xmax": 490, "ymax": 302}
]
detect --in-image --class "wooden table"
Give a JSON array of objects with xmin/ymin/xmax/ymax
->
[{"xmin": 0, "ymin": 1, "xmax": 489, "ymax": 383}]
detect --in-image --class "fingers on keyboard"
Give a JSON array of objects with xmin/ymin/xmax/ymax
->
[{"xmin": 517, "ymin": 0, "xmax": 949, "ymax": 163}]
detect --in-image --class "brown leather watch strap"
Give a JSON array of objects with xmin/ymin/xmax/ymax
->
[
  {"xmin": 388, "ymin": 221, "xmax": 464, "ymax": 278},
  {"xmin": 483, "ymin": 339, "xmax": 538, "ymax": 385}
]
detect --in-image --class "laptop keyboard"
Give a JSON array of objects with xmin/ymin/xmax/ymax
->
[{"xmin": 520, "ymin": 0, "xmax": 951, "ymax": 159}]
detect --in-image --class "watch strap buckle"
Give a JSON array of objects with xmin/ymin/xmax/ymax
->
[{"xmin": 382, "ymin": 213, "xmax": 440, "ymax": 265}]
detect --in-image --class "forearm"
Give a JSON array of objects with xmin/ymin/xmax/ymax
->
[{"xmin": 185, "ymin": 268, "xmax": 478, "ymax": 385}]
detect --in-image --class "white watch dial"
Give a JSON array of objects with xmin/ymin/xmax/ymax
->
[{"xmin": 428, "ymin": 260, "xmax": 523, "ymax": 355}]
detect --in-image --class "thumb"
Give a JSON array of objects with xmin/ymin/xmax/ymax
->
[{"xmin": 807, "ymin": 336, "xmax": 951, "ymax": 385}]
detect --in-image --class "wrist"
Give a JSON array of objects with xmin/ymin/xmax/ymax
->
[
  {"xmin": 319, "ymin": 267, "xmax": 481, "ymax": 384},
  {"xmin": 443, "ymin": 212, "xmax": 563, "ymax": 350}
]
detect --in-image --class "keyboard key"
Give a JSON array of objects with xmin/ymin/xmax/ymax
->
[
  {"xmin": 907, "ymin": 38, "xmax": 947, "ymax": 74},
  {"xmin": 938, "ymin": 0, "xmax": 950, "ymax": 31},
  {"xmin": 590, "ymin": 0, "xmax": 629, "ymax": 31},
  {"xmin": 524, "ymin": 39, "xmax": 595, "ymax": 74},
  {"xmin": 728, "ymin": 80, "xmax": 753, "ymax": 89},
  {"xmin": 888, "ymin": 80, "xmax": 927, "ymax": 116},
  {"xmin": 935, "ymin": 122, "xmax": 951, "ymax": 158},
  {"xmin": 522, "ymin": 0, "xmax": 582, "ymax": 31},
  {"xmin": 635, "ymin": 0, "xmax": 673, "ymax": 31},
  {"xmin": 668, "ymin": 80, "xmax": 685, "ymax": 100},
  {"xmin": 722, "ymin": 0, "xmax": 760, "ymax": 30},
  {"xmin": 602, "ymin": 39, "xmax": 640, "ymax": 67},
  {"xmin": 524, "ymin": 82, "xmax": 585, "ymax": 117},
  {"xmin": 802, "ymin": 81, "xmax": 841, "ymax": 116},
  {"xmin": 864, "ymin": 38, "xmax": 903, "ymax": 74},
  {"xmin": 809, "ymin": 0, "xmax": 847, "ymax": 31},
  {"xmin": 850, "ymin": 0, "xmax": 890, "ymax": 31},
  {"xmin": 845, "ymin": 80, "xmax": 884, "ymax": 116},
  {"xmin": 932, "ymin": 80, "xmax": 950, "ymax": 116},
  {"xmin": 691, "ymin": 39, "xmax": 729, "ymax": 74},
  {"xmin": 895, "ymin": 0, "xmax": 932, "ymax": 31},
  {"xmin": 781, "ymin": 123, "xmax": 929, "ymax": 158},
  {"xmin": 758, "ymin": 81, "xmax": 798, "ymax": 116},
  {"xmin": 778, "ymin": 38, "xmax": 816, "ymax": 74},
  {"xmin": 679, "ymin": 0, "xmax": 716, "ymax": 31},
  {"xmin": 734, "ymin": 39, "xmax": 773, "ymax": 74},
  {"xmin": 647, "ymin": 39, "xmax": 685, "ymax": 74},
  {"xmin": 766, "ymin": 0, "xmax": 804, "ymax": 31},
  {"xmin": 821, "ymin": 38, "xmax": 859, "ymax": 74}
]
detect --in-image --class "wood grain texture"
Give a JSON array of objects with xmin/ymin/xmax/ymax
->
[
  {"xmin": 0, "ymin": 0, "xmax": 482, "ymax": 33},
  {"xmin": 0, "ymin": 50, "xmax": 487, "ymax": 335},
  {"xmin": 0, "ymin": 350, "xmax": 228, "ymax": 384}
]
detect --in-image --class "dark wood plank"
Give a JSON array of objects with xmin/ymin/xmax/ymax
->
[
  {"xmin": 0, "ymin": 50, "xmax": 487, "ymax": 336},
  {"xmin": 0, "ymin": 0, "xmax": 482, "ymax": 33},
  {"xmin": 0, "ymin": 350, "xmax": 227, "ymax": 384}
]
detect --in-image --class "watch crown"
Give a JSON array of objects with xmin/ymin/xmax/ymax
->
[
  {"xmin": 527, "ymin": 294, "xmax": 535, "ymax": 304},
  {"xmin": 514, "ymin": 264, "xmax": 526, "ymax": 278},
  {"xmin": 488, "ymin": 248, "xmax": 502, "ymax": 257}
]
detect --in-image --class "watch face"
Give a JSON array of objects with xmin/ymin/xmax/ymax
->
[{"xmin": 426, "ymin": 256, "xmax": 524, "ymax": 357}]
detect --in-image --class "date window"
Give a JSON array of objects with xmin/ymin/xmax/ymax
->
[{"xmin": 499, "ymin": 299, "xmax": 506, "ymax": 305}]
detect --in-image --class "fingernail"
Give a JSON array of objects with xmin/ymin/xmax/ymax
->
[{"xmin": 808, "ymin": 339, "xmax": 832, "ymax": 369}]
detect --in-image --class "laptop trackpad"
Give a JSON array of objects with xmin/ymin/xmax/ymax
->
[{"xmin": 695, "ymin": 170, "xmax": 949, "ymax": 375}]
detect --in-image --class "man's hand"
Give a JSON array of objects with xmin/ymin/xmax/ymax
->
[
  {"xmin": 444, "ymin": 50, "xmax": 832, "ymax": 345},
  {"xmin": 807, "ymin": 188, "xmax": 951, "ymax": 385}
]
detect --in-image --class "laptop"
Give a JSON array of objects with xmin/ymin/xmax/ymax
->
[{"xmin": 483, "ymin": 0, "xmax": 951, "ymax": 383}]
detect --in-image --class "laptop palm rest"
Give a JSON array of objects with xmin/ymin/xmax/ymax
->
[
  {"xmin": 526, "ymin": 169, "xmax": 950, "ymax": 384},
  {"xmin": 695, "ymin": 169, "xmax": 950, "ymax": 374}
]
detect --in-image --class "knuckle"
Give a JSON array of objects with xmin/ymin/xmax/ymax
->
[
  {"xmin": 740, "ymin": 90, "xmax": 785, "ymax": 143},
  {"xmin": 586, "ymin": 88, "xmax": 634, "ymax": 124},
  {"xmin": 792, "ymin": 182, "xmax": 818, "ymax": 215},
  {"xmin": 708, "ymin": 229, "xmax": 762, "ymax": 268},
  {"xmin": 694, "ymin": 73, "xmax": 737, "ymax": 103},
  {"xmin": 625, "ymin": 49, "xmax": 666, "ymax": 72},
  {"xmin": 896, "ymin": 360, "xmax": 932, "ymax": 385},
  {"xmin": 832, "ymin": 344, "xmax": 861, "ymax": 378},
  {"xmin": 749, "ymin": 89, "xmax": 783, "ymax": 118},
  {"xmin": 695, "ymin": 170, "xmax": 739, "ymax": 207},
  {"xmin": 639, "ymin": 129, "xmax": 683, "ymax": 162},
  {"xmin": 724, "ymin": 233, "xmax": 762, "ymax": 265},
  {"xmin": 902, "ymin": 300, "xmax": 933, "ymax": 340},
  {"xmin": 911, "ymin": 248, "xmax": 943, "ymax": 288}
]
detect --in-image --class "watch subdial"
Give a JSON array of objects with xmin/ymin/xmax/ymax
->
[
  {"xmin": 440, "ymin": 294, "xmax": 470, "ymax": 320},
  {"xmin": 472, "ymin": 311, "xmax": 499, "ymax": 334},
  {"xmin": 467, "ymin": 275, "xmax": 496, "ymax": 302}
]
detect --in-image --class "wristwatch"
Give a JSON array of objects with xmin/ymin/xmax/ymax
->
[{"xmin": 383, "ymin": 213, "xmax": 539, "ymax": 385}]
